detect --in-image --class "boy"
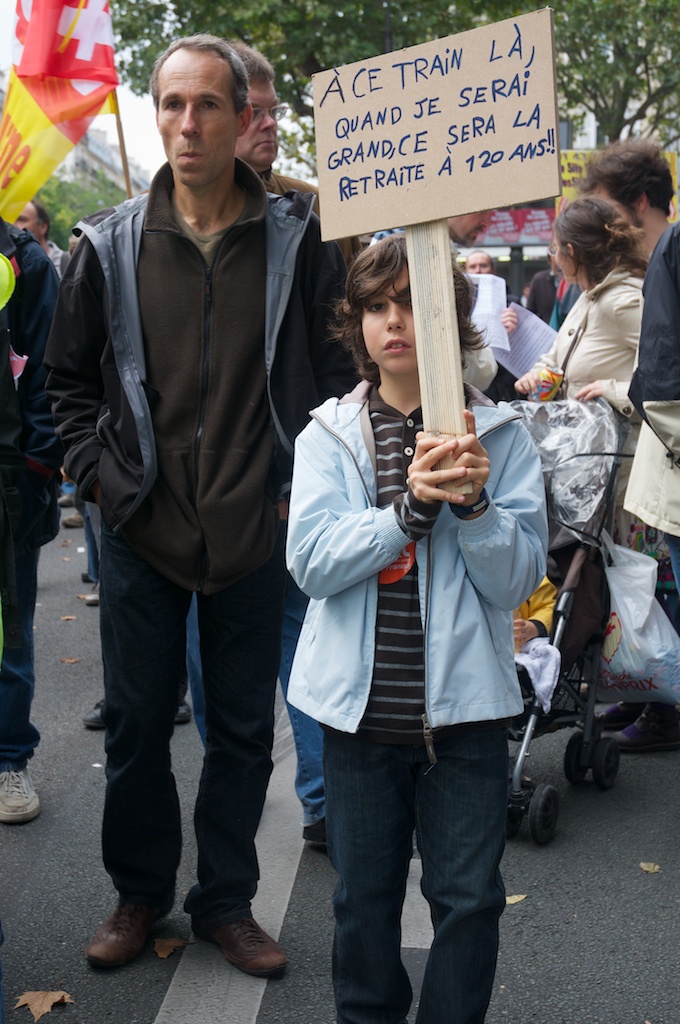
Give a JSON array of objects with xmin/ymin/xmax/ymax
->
[{"xmin": 286, "ymin": 236, "xmax": 548, "ymax": 1024}]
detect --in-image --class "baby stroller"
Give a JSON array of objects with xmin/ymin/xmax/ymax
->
[{"xmin": 505, "ymin": 398, "xmax": 627, "ymax": 844}]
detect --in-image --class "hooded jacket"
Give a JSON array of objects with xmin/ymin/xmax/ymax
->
[
  {"xmin": 45, "ymin": 161, "xmax": 355, "ymax": 592},
  {"xmin": 286, "ymin": 382, "xmax": 548, "ymax": 734}
]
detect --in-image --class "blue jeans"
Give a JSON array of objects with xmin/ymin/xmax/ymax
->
[
  {"xmin": 278, "ymin": 557, "xmax": 325, "ymax": 826},
  {"xmin": 186, "ymin": 597, "xmax": 205, "ymax": 745},
  {"xmin": 0, "ymin": 548, "xmax": 40, "ymax": 770},
  {"xmin": 324, "ymin": 728, "xmax": 508, "ymax": 1024},
  {"xmin": 187, "ymin": 524, "xmax": 326, "ymax": 825},
  {"xmin": 99, "ymin": 523, "xmax": 285, "ymax": 923}
]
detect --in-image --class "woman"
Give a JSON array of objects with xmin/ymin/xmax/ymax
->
[{"xmin": 514, "ymin": 196, "xmax": 647, "ymax": 528}]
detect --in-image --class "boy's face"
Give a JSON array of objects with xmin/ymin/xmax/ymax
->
[{"xmin": 362, "ymin": 270, "xmax": 418, "ymax": 385}]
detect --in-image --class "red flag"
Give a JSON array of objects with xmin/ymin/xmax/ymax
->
[
  {"xmin": 0, "ymin": 1, "xmax": 119, "ymax": 220},
  {"xmin": 16, "ymin": 0, "xmax": 119, "ymax": 85}
]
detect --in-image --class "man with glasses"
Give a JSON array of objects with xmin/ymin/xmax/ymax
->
[{"xmin": 231, "ymin": 41, "xmax": 362, "ymax": 267}]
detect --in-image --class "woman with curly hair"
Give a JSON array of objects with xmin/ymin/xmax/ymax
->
[{"xmin": 515, "ymin": 196, "xmax": 647, "ymax": 518}]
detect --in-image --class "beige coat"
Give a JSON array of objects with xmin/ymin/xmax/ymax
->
[{"xmin": 624, "ymin": 415, "xmax": 680, "ymax": 536}]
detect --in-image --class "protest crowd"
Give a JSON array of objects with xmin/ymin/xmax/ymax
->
[{"xmin": 1, "ymin": 16, "xmax": 680, "ymax": 1024}]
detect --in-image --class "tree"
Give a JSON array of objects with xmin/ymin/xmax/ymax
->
[
  {"xmin": 36, "ymin": 171, "xmax": 126, "ymax": 251},
  {"xmin": 109, "ymin": 0, "xmax": 680, "ymax": 157}
]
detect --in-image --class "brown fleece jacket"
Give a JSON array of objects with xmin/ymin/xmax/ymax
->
[{"xmin": 121, "ymin": 163, "xmax": 279, "ymax": 593}]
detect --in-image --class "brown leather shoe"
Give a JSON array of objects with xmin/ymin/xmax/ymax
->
[
  {"xmin": 86, "ymin": 903, "xmax": 165, "ymax": 968},
  {"xmin": 192, "ymin": 916, "xmax": 287, "ymax": 977}
]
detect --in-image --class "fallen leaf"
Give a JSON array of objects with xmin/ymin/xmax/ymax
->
[
  {"xmin": 61, "ymin": 557, "xmax": 71, "ymax": 562},
  {"xmin": 154, "ymin": 937, "xmax": 188, "ymax": 959},
  {"xmin": 640, "ymin": 862, "xmax": 661, "ymax": 874},
  {"xmin": 14, "ymin": 991, "xmax": 75, "ymax": 1021},
  {"xmin": 59, "ymin": 658, "xmax": 81, "ymax": 665},
  {"xmin": 60, "ymin": 616, "xmax": 77, "ymax": 621},
  {"xmin": 505, "ymin": 894, "xmax": 527, "ymax": 905},
  {"xmin": 60, "ymin": 539, "xmax": 72, "ymax": 547}
]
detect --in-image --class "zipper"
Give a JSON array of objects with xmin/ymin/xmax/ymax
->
[
  {"xmin": 422, "ymin": 712, "xmax": 438, "ymax": 765},
  {"xmin": 194, "ymin": 262, "xmax": 213, "ymax": 592}
]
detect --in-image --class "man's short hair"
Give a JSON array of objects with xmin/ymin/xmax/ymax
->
[
  {"xmin": 226, "ymin": 41, "xmax": 275, "ymax": 86},
  {"xmin": 580, "ymin": 139, "xmax": 673, "ymax": 216},
  {"xmin": 28, "ymin": 198, "xmax": 50, "ymax": 234},
  {"xmin": 149, "ymin": 35, "xmax": 249, "ymax": 112}
]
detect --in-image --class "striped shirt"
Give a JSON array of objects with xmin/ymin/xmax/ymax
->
[{"xmin": 357, "ymin": 390, "xmax": 440, "ymax": 743}]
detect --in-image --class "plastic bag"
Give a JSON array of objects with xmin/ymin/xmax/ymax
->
[
  {"xmin": 597, "ymin": 531, "xmax": 680, "ymax": 703},
  {"xmin": 509, "ymin": 398, "xmax": 626, "ymax": 542}
]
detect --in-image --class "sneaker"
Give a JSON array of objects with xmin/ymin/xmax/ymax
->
[
  {"xmin": 597, "ymin": 701, "xmax": 640, "ymax": 731},
  {"xmin": 83, "ymin": 699, "xmax": 105, "ymax": 730},
  {"xmin": 192, "ymin": 916, "xmax": 287, "ymax": 977},
  {"xmin": 175, "ymin": 699, "xmax": 192, "ymax": 725},
  {"xmin": 302, "ymin": 817, "xmax": 327, "ymax": 849},
  {"xmin": 58, "ymin": 493, "xmax": 75, "ymax": 508},
  {"xmin": 83, "ymin": 698, "xmax": 192, "ymax": 730},
  {"xmin": 0, "ymin": 766, "xmax": 41, "ymax": 824},
  {"xmin": 85, "ymin": 584, "xmax": 100, "ymax": 607},
  {"xmin": 612, "ymin": 705, "xmax": 680, "ymax": 753},
  {"xmin": 62, "ymin": 511, "xmax": 84, "ymax": 528}
]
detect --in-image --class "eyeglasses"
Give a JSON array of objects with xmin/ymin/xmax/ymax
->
[{"xmin": 251, "ymin": 104, "xmax": 288, "ymax": 124}]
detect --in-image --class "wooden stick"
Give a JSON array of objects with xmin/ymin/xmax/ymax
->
[
  {"xmin": 112, "ymin": 90, "xmax": 133, "ymax": 199},
  {"xmin": 405, "ymin": 220, "xmax": 472, "ymax": 495}
]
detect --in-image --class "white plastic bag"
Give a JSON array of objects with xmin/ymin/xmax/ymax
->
[{"xmin": 597, "ymin": 531, "xmax": 680, "ymax": 703}]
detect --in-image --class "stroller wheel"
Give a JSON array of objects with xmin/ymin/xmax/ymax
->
[
  {"xmin": 591, "ymin": 735, "xmax": 620, "ymax": 791},
  {"xmin": 528, "ymin": 783, "xmax": 559, "ymax": 844},
  {"xmin": 564, "ymin": 732, "xmax": 588, "ymax": 785}
]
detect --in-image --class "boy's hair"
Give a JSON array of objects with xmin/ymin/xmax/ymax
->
[
  {"xmin": 580, "ymin": 140, "xmax": 673, "ymax": 217},
  {"xmin": 331, "ymin": 235, "xmax": 482, "ymax": 386},
  {"xmin": 554, "ymin": 196, "xmax": 648, "ymax": 284}
]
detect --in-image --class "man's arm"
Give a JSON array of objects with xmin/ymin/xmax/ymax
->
[{"xmin": 44, "ymin": 237, "xmax": 108, "ymax": 500}]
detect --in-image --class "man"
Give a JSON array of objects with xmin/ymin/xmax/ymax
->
[
  {"xmin": 580, "ymin": 141, "xmax": 679, "ymax": 750},
  {"xmin": 224, "ymin": 40, "xmax": 339, "ymax": 846},
  {"xmin": 0, "ymin": 219, "xmax": 62, "ymax": 825},
  {"xmin": 579, "ymin": 139, "xmax": 673, "ymax": 259},
  {"xmin": 230, "ymin": 40, "xmax": 362, "ymax": 268},
  {"xmin": 14, "ymin": 200, "xmax": 69, "ymax": 279},
  {"xmin": 373, "ymin": 210, "xmax": 492, "ymax": 250},
  {"xmin": 464, "ymin": 248, "xmax": 495, "ymax": 274},
  {"xmin": 45, "ymin": 35, "xmax": 354, "ymax": 976}
]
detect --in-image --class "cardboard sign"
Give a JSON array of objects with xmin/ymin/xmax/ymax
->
[{"xmin": 313, "ymin": 8, "xmax": 561, "ymax": 241}]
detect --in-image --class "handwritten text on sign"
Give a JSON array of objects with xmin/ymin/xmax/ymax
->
[{"xmin": 313, "ymin": 9, "xmax": 560, "ymax": 241}]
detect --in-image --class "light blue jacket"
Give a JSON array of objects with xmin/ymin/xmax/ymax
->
[{"xmin": 286, "ymin": 382, "xmax": 548, "ymax": 734}]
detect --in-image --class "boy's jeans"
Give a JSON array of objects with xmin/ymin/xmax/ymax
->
[{"xmin": 324, "ymin": 727, "xmax": 508, "ymax": 1024}]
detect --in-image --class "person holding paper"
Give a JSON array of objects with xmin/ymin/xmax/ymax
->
[
  {"xmin": 514, "ymin": 196, "xmax": 646, "ymax": 526},
  {"xmin": 286, "ymin": 234, "xmax": 547, "ymax": 1024}
]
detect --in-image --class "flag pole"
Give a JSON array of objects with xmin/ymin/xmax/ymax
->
[{"xmin": 112, "ymin": 90, "xmax": 133, "ymax": 198}]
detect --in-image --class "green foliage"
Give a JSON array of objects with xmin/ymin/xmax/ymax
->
[
  {"xmin": 109, "ymin": 0, "xmax": 680, "ymax": 156},
  {"xmin": 36, "ymin": 171, "xmax": 126, "ymax": 251}
]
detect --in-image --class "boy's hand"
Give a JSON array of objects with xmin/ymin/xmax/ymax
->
[{"xmin": 409, "ymin": 410, "xmax": 490, "ymax": 508}]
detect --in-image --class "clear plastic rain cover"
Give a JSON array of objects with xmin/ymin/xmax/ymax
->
[{"xmin": 508, "ymin": 398, "xmax": 627, "ymax": 542}]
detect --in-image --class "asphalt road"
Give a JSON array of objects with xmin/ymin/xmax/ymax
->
[{"xmin": 2, "ymin": 525, "xmax": 679, "ymax": 1024}]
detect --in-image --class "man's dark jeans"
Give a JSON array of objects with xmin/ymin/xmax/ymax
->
[{"xmin": 99, "ymin": 522, "xmax": 285, "ymax": 924}]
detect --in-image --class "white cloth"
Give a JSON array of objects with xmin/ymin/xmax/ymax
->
[{"xmin": 515, "ymin": 636, "xmax": 561, "ymax": 713}]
